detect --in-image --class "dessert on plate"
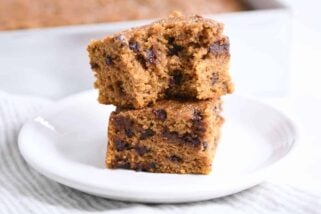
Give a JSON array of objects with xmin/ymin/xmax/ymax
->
[
  {"xmin": 87, "ymin": 13, "xmax": 234, "ymax": 174},
  {"xmin": 107, "ymin": 99, "xmax": 223, "ymax": 174}
]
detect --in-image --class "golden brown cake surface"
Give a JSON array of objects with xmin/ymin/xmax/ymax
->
[
  {"xmin": 88, "ymin": 14, "xmax": 234, "ymax": 108},
  {"xmin": 106, "ymin": 99, "xmax": 223, "ymax": 174},
  {"xmin": 0, "ymin": 0, "xmax": 247, "ymax": 30}
]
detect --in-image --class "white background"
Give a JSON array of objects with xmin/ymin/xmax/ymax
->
[{"xmin": 0, "ymin": 0, "xmax": 320, "ymax": 202}]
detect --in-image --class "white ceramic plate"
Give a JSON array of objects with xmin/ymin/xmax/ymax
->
[{"xmin": 18, "ymin": 90, "xmax": 298, "ymax": 203}]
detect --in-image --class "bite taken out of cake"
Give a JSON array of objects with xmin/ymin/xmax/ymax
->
[{"xmin": 88, "ymin": 13, "xmax": 234, "ymax": 108}]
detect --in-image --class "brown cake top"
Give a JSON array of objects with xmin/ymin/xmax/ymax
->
[
  {"xmin": 87, "ymin": 13, "xmax": 233, "ymax": 108},
  {"xmin": 90, "ymin": 12, "xmax": 224, "ymax": 45}
]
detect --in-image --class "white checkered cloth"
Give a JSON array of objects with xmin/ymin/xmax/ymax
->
[{"xmin": 0, "ymin": 91, "xmax": 320, "ymax": 214}]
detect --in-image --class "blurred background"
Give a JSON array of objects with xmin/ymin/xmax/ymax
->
[
  {"xmin": 1, "ymin": 0, "xmax": 320, "ymax": 100},
  {"xmin": 0, "ymin": 0, "xmax": 321, "ymax": 212},
  {"xmin": 0, "ymin": 0, "xmax": 320, "ymax": 99}
]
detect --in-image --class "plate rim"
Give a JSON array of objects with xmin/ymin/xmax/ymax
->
[{"xmin": 18, "ymin": 90, "xmax": 300, "ymax": 203}]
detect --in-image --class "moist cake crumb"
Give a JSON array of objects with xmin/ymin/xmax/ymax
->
[
  {"xmin": 88, "ymin": 13, "xmax": 234, "ymax": 108},
  {"xmin": 106, "ymin": 99, "xmax": 223, "ymax": 174}
]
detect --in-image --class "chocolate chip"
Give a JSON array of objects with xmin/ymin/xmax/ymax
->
[
  {"xmin": 162, "ymin": 129, "xmax": 179, "ymax": 140},
  {"xmin": 125, "ymin": 129, "xmax": 134, "ymax": 138},
  {"xmin": 168, "ymin": 44, "xmax": 183, "ymax": 56},
  {"xmin": 167, "ymin": 36, "xmax": 175, "ymax": 44},
  {"xmin": 209, "ymin": 42, "xmax": 229, "ymax": 55},
  {"xmin": 116, "ymin": 161, "xmax": 130, "ymax": 169},
  {"xmin": 146, "ymin": 46, "xmax": 157, "ymax": 65},
  {"xmin": 129, "ymin": 40, "xmax": 140, "ymax": 52},
  {"xmin": 113, "ymin": 116, "xmax": 134, "ymax": 138},
  {"xmin": 192, "ymin": 110, "xmax": 203, "ymax": 122},
  {"xmin": 153, "ymin": 109, "xmax": 167, "ymax": 121},
  {"xmin": 134, "ymin": 146, "xmax": 150, "ymax": 155},
  {"xmin": 124, "ymin": 129, "xmax": 133, "ymax": 137},
  {"xmin": 210, "ymin": 73, "xmax": 218, "ymax": 85},
  {"xmin": 192, "ymin": 110, "xmax": 206, "ymax": 134},
  {"xmin": 114, "ymin": 116, "xmax": 130, "ymax": 130},
  {"xmin": 182, "ymin": 133, "xmax": 201, "ymax": 147},
  {"xmin": 114, "ymin": 139, "xmax": 130, "ymax": 151},
  {"xmin": 193, "ymin": 120, "xmax": 206, "ymax": 133},
  {"xmin": 105, "ymin": 56, "xmax": 113, "ymax": 65},
  {"xmin": 173, "ymin": 71, "xmax": 183, "ymax": 85},
  {"xmin": 167, "ymin": 36, "xmax": 183, "ymax": 56},
  {"xmin": 90, "ymin": 62, "xmax": 99, "ymax": 69},
  {"xmin": 140, "ymin": 128, "xmax": 155, "ymax": 140},
  {"xmin": 198, "ymin": 34, "xmax": 205, "ymax": 42},
  {"xmin": 163, "ymin": 129, "xmax": 202, "ymax": 147},
  {"xmin": 169, "ymin": 70, "xmax": 183, "ymax": 86},
  {"xmin": 115, "ymin": 34, "xmax": 128, "ymax": 47},
  {"xmin": 136, "ymin": 54, "xmax": 147, "ymax": 69},
  {"xmin": 135, "ymin": 162, "xmax": 156, "ymax": 172},
  {"xmin": 169, "ymin": 155, "xmax": 182, "ymax": 163}
]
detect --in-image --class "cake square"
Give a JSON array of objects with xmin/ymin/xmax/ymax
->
[
  {"xmin": 88, "ymin": 14, "xmax": 233, "ymax": 108},
  {"xmin": 106, "ymin": 98, "xmax": 223, "ymax": 174}
]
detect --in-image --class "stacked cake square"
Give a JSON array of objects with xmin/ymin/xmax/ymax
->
[{"xmin": 87, "ymin": 13, "xmax": 233, "ymax": 174}]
